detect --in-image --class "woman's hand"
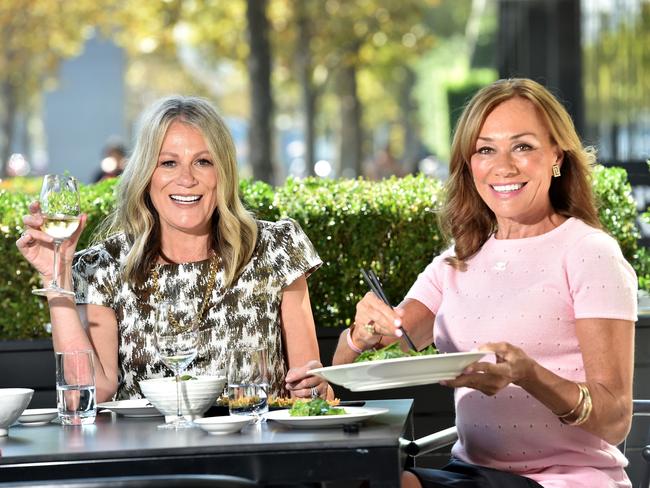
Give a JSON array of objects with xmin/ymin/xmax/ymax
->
[
  {"xmin": 284, "ymin": 359, "xmax": 331, "ymax": 399},
  {"xmin": 352, "ymin": 291, "xmax": 404, "ymax": 349},
  {"xmin": 16, "ymin": 201, "xmax": 86, "ymax": 280},
  {"xmin": 443, "ymin": 342, "xmax": 536, "ymax": 396}
]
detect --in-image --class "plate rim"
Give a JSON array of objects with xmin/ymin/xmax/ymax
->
[
  {"xmin": 308, "ymin": 351, "xmax": 489, "ymax": 391},
  {"xmin": 308, "ymin": 350, "xmax": 488, "ymax": 376},
  {"xmin": 194, "ymin": 415, "xmax": 255, "ymax": 426},
  {"xmin": 194, "ymin": 415, "xmax": 255, "ymax": 433},
  {"xmin": 19, "ymin": 407, "xmax": 58, "ymax": 416},
  {"xmin": 97, "ymin": 399, "xmax": 162, "ymax": 416},
  {"xmin": 264, "ymin": 406, "xmax": 389, "ymax": 426},
  {"xmin": 17, "ymin": 408, "xmax": 59, "ymax": 424}
]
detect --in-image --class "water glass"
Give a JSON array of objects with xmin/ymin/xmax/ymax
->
[
  {"xmin": 55, "ymin": 350, "xmax": 96, "ymax": 425},
  {"xmin": 228, "ymin": 348, "xmax": 269, "ymax": 419}
]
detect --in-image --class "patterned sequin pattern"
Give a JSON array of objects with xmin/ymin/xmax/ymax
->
[{"xmin": 73, "ymin": 218, "xmax": 322, "ymax": 400}]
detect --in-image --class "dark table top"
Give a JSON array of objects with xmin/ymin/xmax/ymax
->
[{"xmin": 0, "ymin": 399, "xmax": 414, "ymax": 487}]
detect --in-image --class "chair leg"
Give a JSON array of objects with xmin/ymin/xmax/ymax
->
[{"xmin": 640, "ymin": 446, "xmax": 650, "ymax": 488}]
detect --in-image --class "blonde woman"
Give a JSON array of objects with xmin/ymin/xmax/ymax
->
[
  {"xmin": 18, "ymin": 96, "xmax": 330, "ymax": 402},
  {"xmin": 333, "ymin": 79, "xmax": 636, "ymax": 487}
]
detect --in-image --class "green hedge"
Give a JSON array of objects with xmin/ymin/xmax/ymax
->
[{"xmin": 1, "ymin": 168, "xmax": 648, "ymax": 340}]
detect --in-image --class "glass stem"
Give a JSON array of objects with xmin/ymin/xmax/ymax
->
[
  {"xmin": 175, "ymin": 371, "xmax": 182, "ymax": 419},
  {"xmin": 51, "ymin": 240, "xmax": 62, "ymax": 289}
]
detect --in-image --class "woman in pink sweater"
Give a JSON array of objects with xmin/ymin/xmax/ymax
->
[{"xmin": 332, "ymin": 78, "xmax": 637, "ymax": 488}]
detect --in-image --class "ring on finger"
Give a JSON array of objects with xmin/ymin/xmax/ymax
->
[
  {"xmin": 363, "ymin": 323, "xmax": 375, "ymax": 334},
  {"xmin": 310, "ymin": 386, "xmax": 319, "ymax": 399}
]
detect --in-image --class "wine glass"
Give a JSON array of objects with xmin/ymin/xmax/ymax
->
[
  {"xmin": 32, "ymin": 174, "xmax": 81, "ymax": 297},
  {"xmin": 227, "ymin": 348, "xmax": 269, "ymax": 422},
  {"xmin": 154, "ymin": 301, "xmax": 199, "ymax": 429}
]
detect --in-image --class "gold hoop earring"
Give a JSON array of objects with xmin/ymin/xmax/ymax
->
[{"xmin": 552, "ymin": 164, "xmax": 561, "ymax": 178}]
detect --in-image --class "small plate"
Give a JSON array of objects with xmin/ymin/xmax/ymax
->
[
  {"xmin": 264, "ymin": 407, "xmax": 388, "ymax": 429},
  {"xmin": 97, "ymin": 399, "xmax": 162, "ymax": 417},
  {"xmin": 17, "ymin": 408, "xmax": 58, "ymax": 425},
  {"xmin": 194, "ymin": 415, "xmax": 255, "ymax": 434}
]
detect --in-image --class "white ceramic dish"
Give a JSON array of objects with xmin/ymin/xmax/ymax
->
[
  {"xmin": 308, "ymin": 351, "xmax": 488, "ymax": 392},
  {"xmin": 17, "ymin": 408, "xmax": 58, "ymax": 425},
  {"xmin": 139, "ymin": 375, "xmax": 226, "ymax": 421},
  {"xmin": 0, "ymin": 388, "xmax": 34, "ymax": 436},
  {"xmin": 265, "ymin": 407, "xmax": 389, "ymax": 429},
  {"xmin": 98, "ymin": 399, "xmax": 162, "ymax": 418},
  {"xmin": 194, "ymin": 415, "xmax": 255, "ymax": 435}
]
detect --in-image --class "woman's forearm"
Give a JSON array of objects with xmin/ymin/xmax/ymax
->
[
  {"xmin": 517, "ymin": 361, "xmax": 632, "ymax": 445},
  {"xmin": 48, "ymin": 296, "xmax": 119, "ymax": 403}
]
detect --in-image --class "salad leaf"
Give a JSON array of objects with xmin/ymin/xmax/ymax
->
[
  {"xmin": 354, "ymin": 341, "xmax": 438, "ymax": 363},
  {"xmin": 289, "ymin": 398, "xmax": 346, "ymax": 416},
  {"xmin": 177, "ymin": 374, "xmax": 197, "ymax": 381}
]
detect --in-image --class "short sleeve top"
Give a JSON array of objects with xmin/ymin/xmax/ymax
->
[
  {"xmin": 405, "ymin": 218, "xmax": 637, "ymax": 486},
  {"xmin": 73, "ymin": 218, "xmax": 322, "ymax": 400}
]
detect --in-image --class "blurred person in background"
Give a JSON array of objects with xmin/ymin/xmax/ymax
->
[
  {"xmin": 18, "ymin": 95, "xmax": 332, "ymax": 403},
  {"xmin": 364, "ymin": 143, "xmax": 406, "ymax": 180},
  {"xmin": 93, "ymin": 137, "xmax": 128, "ymax": 182},
  {"xmin": 333, "ymin": 78, "xmax": 637, "ymax": 488}
]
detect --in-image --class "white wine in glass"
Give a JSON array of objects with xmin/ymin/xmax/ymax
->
[
  {"xmin": 33, "ymin": 174, "xmax": 81, "ymax": 297},
  {"xmin": 155, "ymin": 301, "xmax": 199, "ymax": 429}
]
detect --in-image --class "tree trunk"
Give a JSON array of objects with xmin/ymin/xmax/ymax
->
[
  {"xmin": 296, "ymin": 2, "xmax": 316, "ymax": 177},
  {"xmin": 337, "ymin": 64, "xmax": 363, "ymax": 177},
  {"xmin": 246, "ymin": 0, "xmax": 274, "ymax": 183},
  {"xmin": 399, "ymin": 67, "xmax": 420, "ymax": 175},
  {"xmin": 0, "ymin": 80, "xmax": 17, "ymax": 178}
]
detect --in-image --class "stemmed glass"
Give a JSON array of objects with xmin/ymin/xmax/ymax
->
[
  {"xmin": 32, "ymin": 174, "xmax": 81, "ymax": 297},
  {"xmin": 155, "ymin": 301, "xmax": 199, "ymax": 429},
  {"xmin": 227, "ymin": 348, "xmax": 269, "ymax": 422}
]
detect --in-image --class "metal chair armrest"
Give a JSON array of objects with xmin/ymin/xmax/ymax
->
[
  {"xmin": 403, "ymin": 426, "xmax": 458, "ymax": 457},
  {"xmin": 633, "ymin": 400, "xmax": 650, "ymax": 415}
]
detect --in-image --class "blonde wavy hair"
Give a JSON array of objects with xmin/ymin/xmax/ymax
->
[
  {"xmin": 101, "ymin": 95, "xmax": 258, "ymax": 287},
  {"xmin": 441, "ymin": 78, "xmax": 601, "ymax": 270}
]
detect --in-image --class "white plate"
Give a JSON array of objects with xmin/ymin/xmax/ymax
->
[
  {"xmin": 17, "ymin": 408, "xmax": 58, "ymax": 425},
  {"xmin": 194, "ymin": 415, "xmax": 255, "ymax": 434},
  {"xmin": 97, "ymin": 399, "xmax": 162, "ymax": 417},
  {"xmin": 308, "ymin": 351, "xmax": 489, "ymax": 392},
  {"xmin": 264, "ymin": 407, "xmax": 389, "ymax": 429}
]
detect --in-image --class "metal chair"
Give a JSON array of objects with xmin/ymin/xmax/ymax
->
[
  {"xmin": 403, "ymin": 400, "xmax": 650, "ymax": 488},
  {"xmin": 0, "ymin": 474, "xmax": 259, "ymax": 488}
]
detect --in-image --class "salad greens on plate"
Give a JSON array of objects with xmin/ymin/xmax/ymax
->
[
  {"xmin": 289, "ymin": 398, "xmax": 346, "ymax": 416},
  {"xmin": 354, "ymin": 341, "xmax": 438, "ymax": 363}
]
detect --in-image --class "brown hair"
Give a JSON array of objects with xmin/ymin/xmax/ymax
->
[{"xmin": 441, "ymin": 78, "xmax": 600, "ymax": 269}]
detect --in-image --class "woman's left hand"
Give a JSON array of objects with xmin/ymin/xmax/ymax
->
[
  {"xmin": 442, "ymin": 342, "xmax": 535, "ymax": 396},
  {"xmin": 284, "ymin": 359, "xmax": 330, "ymax": 399}
]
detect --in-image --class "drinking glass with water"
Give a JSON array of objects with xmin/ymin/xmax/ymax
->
[
  {"xmin": 55, "ymin": 350, "xmax": 96, "ymax": 425},
  {"xmin": 228, "ymin": 348, "xmax": 269, "ymax": 420}
]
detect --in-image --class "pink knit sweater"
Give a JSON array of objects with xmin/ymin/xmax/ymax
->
[{"xmin": 406, "ymin": 218, "xmax": 638, "ymax": 487}]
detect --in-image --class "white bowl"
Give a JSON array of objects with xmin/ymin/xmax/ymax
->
[
  {"xmin": 139, "ymin": 376, "xmax": 226, "ymax": 421},
  {"xmin": 194, "ymin": 415, "xmax": 255, "ymax": 435},
  {"xmin": 0, "ymin": 388, "xmax": 34, "ymax": 435}
]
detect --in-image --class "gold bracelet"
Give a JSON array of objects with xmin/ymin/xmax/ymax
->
[
  {"xmin": 559, "ymin": 383, "xmax": 593, "ymax": 426},
  {"xmin": 572, "ymin": 384, "xmax": 593, "ymax": 426},
  {"xmin": 558, "ymin": 383, "xmax": 585, "ymax": 420}
]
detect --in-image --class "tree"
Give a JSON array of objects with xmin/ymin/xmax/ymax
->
[
  {"xmin": 583, "ymin": 2, "xmax": 650, "ymax": 160},
  {"xmin": 272, "ymin": 0, "xmax": 441, "ymax": 177},
  {"xmin": 246, "ymin": 0, "xmax": 274, "ymax": 183},
  {"xmin": 111, "ymin": 0, "xmax": 275, "ymax": 182},
  {"xmin": 0, "ymin": 0, "xmax": 112, "ymax": 177}
]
